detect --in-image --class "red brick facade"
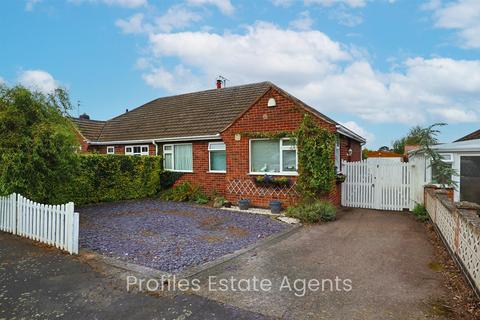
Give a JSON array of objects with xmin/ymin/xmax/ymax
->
[{"xmin": 80, "ymin": 87, "xmax": 362, "ymax": 208}]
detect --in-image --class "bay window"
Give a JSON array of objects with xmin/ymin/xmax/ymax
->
[
  {"xmin": 250, "ymin": 139, "xmax": 297, "ymax": 175},
  {"xmin": 163, "ymin": 143, "xmax": 193, "ymax": 172},
  {"xmin": 209, "ymin": 142, "xmax": 226, "ymax": 172},
  {"xmin": 125, "ymin": 145, "xmax": 149, "ymax": 156}
]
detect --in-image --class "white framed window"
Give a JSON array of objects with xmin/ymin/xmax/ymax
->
[
  {"xmin": 125, "ymin": 145, "xmax": 149, "ymax": 156},
  {"xmin": 335, "ymin": 135, "xmax": 341, "ymax": 173},
  {"xmin": 249, "ymin": 138, "xmax": 297, "ymax": 175},
  {"xmin": 208, "ymin": 142, "xmax": 226, "ymax": 173},
  {"xmin": 107, "ymin": 146, "xmax": 115, "ymax": 155},
  {"xmin": 163, "ymin": 143, "xmax": 193, "ymax": 172},
  {"xmin": 439, "ymin": 153, "xmax": 454, "ymax": 163}
]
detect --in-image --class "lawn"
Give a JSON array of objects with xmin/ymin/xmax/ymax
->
[{"xmin": 78, "ymin": 200, "xmax": 290, "ymax": 273}]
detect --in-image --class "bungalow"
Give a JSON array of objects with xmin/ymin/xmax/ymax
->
[
  {"xmin": 72, "ymin": 81, "xmax": 366, "ymax": 207},
  {"xmin": 409, "ymin": 128, "xmax": 480, "ymax": 204}
]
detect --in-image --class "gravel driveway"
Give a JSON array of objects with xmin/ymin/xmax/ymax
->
[{"xmin": 78, "ymin": 200, "xmax": 289, "ymax": 273}]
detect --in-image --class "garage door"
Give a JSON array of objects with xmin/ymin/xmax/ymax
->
[{"xmin": 460, "ymin": 156, "xmax": 480, "ymax": 203}]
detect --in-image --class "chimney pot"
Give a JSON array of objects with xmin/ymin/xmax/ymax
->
[
  {"xmin": 216, "ymin": 79, "xmax": 222, "ymax": 89},
  {"xmin": 79, "ymin": 113, "xmax": 90, "ymax": 120}
]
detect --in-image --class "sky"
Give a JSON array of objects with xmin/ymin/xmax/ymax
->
[{"xmin": 1, "ymin": 0, "xmax": 479, "ymax": 149}]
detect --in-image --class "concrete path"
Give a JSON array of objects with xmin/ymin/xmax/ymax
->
[
  {"xmin": 0, "ymin": 232, "xmax": 267, "ymax": 320},
  {"xmin": 192, "ymin": 209, "xmax": 453, "ymax": 319}
]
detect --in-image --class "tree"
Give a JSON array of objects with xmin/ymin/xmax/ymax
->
[
  {"xmin": 410, "ymin": 123, "xmax": 457, "ymax": 188},
  {"xmin": 392, "ymin": 125, "xmax": 424, "ymax": 154},
  {"xmin": 0, "ymin": 85, "xmax": 79, "ymax": 203},
  {"xmin": 362, "ymin": 148, "xmax": 370, "ymax": 159}
]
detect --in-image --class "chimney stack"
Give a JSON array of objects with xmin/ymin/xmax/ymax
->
[
  {"xmin": 79, "ymin": 113, "xmax": 90, "ymax": 120},
  {"xmin": 216, "ymin": 79, "xmax": 222, "ymax": 89}
]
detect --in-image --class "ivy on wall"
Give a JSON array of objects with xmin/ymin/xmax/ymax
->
[
  {"xmin": 240, "ymin": 113, "xmax": 336, "ymax": 201},
  {"xmin": 295, "ymin": 114, "xmax": 336, "ymax": 200}
]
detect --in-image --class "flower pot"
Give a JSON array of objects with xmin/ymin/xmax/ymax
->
[
  {"xmin": 269, "ymin": 201, "xmax": 282, "ymax": 214},
  {"xmin": 238, "ymin": 199, "xmax": 251, "ymax": 210}
]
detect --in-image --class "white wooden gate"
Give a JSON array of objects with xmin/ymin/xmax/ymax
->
[
  {"xmin": 0, "ymin": 193, "xmax": 79, "ymax": 254},
  {"xmin": 341, "ymin": 160, "xmax": 414, "ymax": 211}
]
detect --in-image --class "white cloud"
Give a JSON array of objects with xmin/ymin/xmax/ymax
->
[
  {"xmin": 18, "ymin": 70, "xmax": 59, "ymax": 94},
  {"xmin": 271, "ymin": 0, "xmax": 294, "ymax": 7},
  {"xmin": 0, "ymin": 76, "xmax": 4, "ymax": 85},
  {"xmin": 428, "ymin": 108, "xmax": 479, "ymax": 123},
  {"xmin": 329, "ymin": 9, "xmax": 363, "ymax": 27},
  {"xmin": 116, "ymin": 6, "xmax": 202, "ymax": 34},
  {"xmin": 186, "ymin": 0, "xmax": 234, "ymax": 15},
  {"xmin": 25, "ymin": 0, "xmax": 42, "ymax": 11},
  {"xmin": 116, "ymin": 13, "xmax": 146, "ymax": 34},
  {"xmin": 140, "ymin": 22, "xmax": 480, "ymax": 125},
  {"xmin": 340, "ymin": 121, "xmax": 375, "ymax": 145},
  {"xmin": 428, "ymin": 0, "xmax": 480, "ymax": 48},
  {"xmin": 289, "ymin": 11, "xmax": 314, "ymax": 30},
  {"xmin": 69, "ymin": 0, "xmax": 147, "ymax": 8},
  {"xmin": 305, "ymin": 0, "xmax": 368, "ymax": 8}
]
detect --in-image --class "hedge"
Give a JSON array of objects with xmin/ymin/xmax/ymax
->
[{"xmin": 68, "ymin": 154, "xmax": 162, "ymax": 205}]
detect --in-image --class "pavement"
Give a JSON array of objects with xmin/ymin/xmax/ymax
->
[
  {"xmin": 192, "ymin": 209, "xmax": 455, "ymax": 319},
  {"xmin": 0, "ymin": 232, "xmax": 268, "ymax": 320},
  {"xmin": 0, "ymin": 208, "xmax": 457, "ymax": 319}
]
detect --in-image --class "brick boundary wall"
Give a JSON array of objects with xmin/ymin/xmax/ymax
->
[{"xmin": 425, "ymin": 187, "xmax": 480, "ymax": 298}]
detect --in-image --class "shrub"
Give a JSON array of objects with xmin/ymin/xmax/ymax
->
[
  {"xmin": 161, "ymin": 181, "xmax": 209, "ymax": 204},
  {"xmin": 213, "ymin": 196, "xmax": 226, "ymax": 208},
  {"xmin": 0, "ymin": 85, "xmax": 79, "ymax": 204},
  {"xmin": 68, "ymin": 154, "xmax": 162, "ymax": 205},
  {"xmin": 412, "ymin": 203, "xmax": 429, "ymax": 222},
  {"xmin": 159, "ymin": 171, "xmax": 184, "ymax": 190},
  {"xmin": 286, "ymin": 200, "xmax": 337, "ymax": 223}
]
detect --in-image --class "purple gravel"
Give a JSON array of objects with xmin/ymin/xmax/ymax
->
[{"xmin": 78, "ymin": 200, "xmax": 290, "ymax": 273}]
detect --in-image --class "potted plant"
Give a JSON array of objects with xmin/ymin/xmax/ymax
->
[
  {"xmin": 335, "ymin": 173, "xmax": 346, "ymax": 183},
  {"xmin": 269, "ymin": 200, "xmax": 282, "ymax": 214},
  {"xmin": 253, "ymin": 175, "xmax": 291, "ymax": 188},
  {"xmin": 238, "ymin": 198, "xmax": 251, "ymax": 210}
]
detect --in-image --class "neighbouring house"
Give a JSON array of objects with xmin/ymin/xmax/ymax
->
[
  {"xmin": 72, "ymin": 81, "xmax": 366, "ymax": 207},
  {"xmin": 366, "ymin": 150, "xmax": 404, "ymax": 163},
  {"xmin": 409, "ymin": 137, "xmax": 480, "ymax": 203}
]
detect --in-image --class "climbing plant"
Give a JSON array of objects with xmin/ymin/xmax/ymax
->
[{"xmin": 294, "ymin": 114, "xmax": 336, "ymax": 200}]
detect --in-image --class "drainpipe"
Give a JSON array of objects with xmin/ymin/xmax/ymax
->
[{"xmin": 152, "ymin": 140, "xmax": 158, "ymax": 156}]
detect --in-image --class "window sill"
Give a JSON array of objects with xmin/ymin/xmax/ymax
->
[
  {"xmin": 248, "ymin": 172, "xmax": 298, "ymax": 176},
  {"xmin": 208, "ymin": 171, "xmax": 226, "ymax": 174},
  {"xmin": 165, "ymin": 169, "xmax": 193, "ymax": 173}
]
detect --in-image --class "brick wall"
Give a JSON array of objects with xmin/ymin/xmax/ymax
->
[
  {"xmin": 157, "ymin": 141, "xmax": 227, "ymax": 195},
  {"xmin": 221, "ymin": 87, "xmax": 341, "ymax": 208}
]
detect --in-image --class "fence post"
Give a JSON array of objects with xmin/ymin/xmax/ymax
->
[{"xmin": 72, "ymin": 212, "xmax": 79, "ymax": 254}]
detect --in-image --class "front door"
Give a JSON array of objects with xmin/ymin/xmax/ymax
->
[{"xmin": 460, "ymin": 156, "xmax": 480, "ymax": 203}]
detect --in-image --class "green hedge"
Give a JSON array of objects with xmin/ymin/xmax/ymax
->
[{"xmin": 68, "ymin": 154, "xmax": 162, "ymax": 205}]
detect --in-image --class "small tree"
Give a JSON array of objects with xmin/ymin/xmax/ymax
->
[
  {"xmin": 392, "ymin": 125, "xmax": 424, "ymax": 154},
  {"xmin": 0, "ymin": 85, "xmax": 79, "ymax": 203},
  {"xmin": 411, "ymin": 123, "xmax": 457, "ymax": 188},
  {"xmin": 295, "ymin": 114, "xmax": 336, "ymax": 200}
]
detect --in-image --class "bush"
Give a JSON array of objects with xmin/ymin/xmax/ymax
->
[
  {"xmin": 286, "ymin": 200, "xmax": 337, "ymax": 223},
  {"xmin": 161, "ymin": 181, "xmax": 209, "ymax": 204},
  {"xmin": 412, "ymin": 203, "xmax": 429, "ymax": 222},
  {"xmin": 0, "ymin": 85, "xmax": 79, "ymax": 204},
  {"xmin": 68, "ymin": 154, "xmax": 162, "ymax": 205},
  {"xmin": 159, "ymin": 171, "xmax": 184, "ymax": 190}
]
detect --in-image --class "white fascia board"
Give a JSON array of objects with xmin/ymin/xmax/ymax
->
[
  {"xmin": 89, "ymin": 134, "xmax": 221, "ymax": 145},
  {"xmin": 336, "ymin": 125, "xmax": 366, "ymax": 144}
]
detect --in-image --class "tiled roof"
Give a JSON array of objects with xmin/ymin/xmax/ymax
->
[
  {"xmin": 456, "ymin": 129, "xmax": 480, "ymax": 142},
  {"xmin": 71, "ymin": 118, "xmax": 106, "ymax": 141},
  {"xmin": 72, "ymin": 81, "xmax": 361, "ymax": 143}
]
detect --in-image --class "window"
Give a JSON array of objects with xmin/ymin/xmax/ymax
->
[
  {"xmin": 125, "ymin": 145, "xmax": 149, "ymax": 156},
  {"xmin": 163, "ymin": 143, "xmax": 193, "ymax": 172},
  {"xmin": 250, "ymin": 139, "xmax": 297, "ymax": 175},
  {"xmin": 209, "ymin": 142, "xmax": 226, "ymax": 172},
  {"xmin": 335, "ymin": 136, "xmax": 341, "ymax": 173},
  {"xmin": 431, "ymin": 154, "xmax": 454, "ymax": 184},
  {"xmin": 107, "ymin": 146, "xmax": 115, "ymax": 155}
]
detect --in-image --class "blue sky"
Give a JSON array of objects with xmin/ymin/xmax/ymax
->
[{"xmin": 1, "ymin": 0, "xmax": 479, "ymax": 149}]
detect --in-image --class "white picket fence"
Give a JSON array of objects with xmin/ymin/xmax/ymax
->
[
  {"xmin": 0, "ymin": 193, "xmax": 79, "ymax": 254},
  {"xmin": 341, "ymin": 160, "xmax": 420, "ymax": 211}
]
